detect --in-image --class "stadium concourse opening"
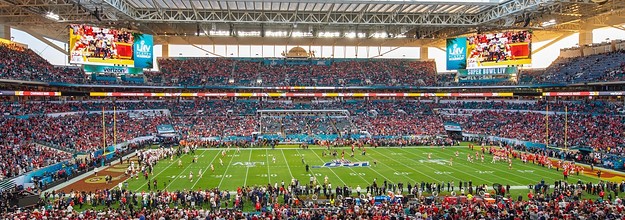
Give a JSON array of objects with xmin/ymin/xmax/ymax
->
[{"xmin": 3, "ymin": 0, "xmax": 625, "ymax": 218}]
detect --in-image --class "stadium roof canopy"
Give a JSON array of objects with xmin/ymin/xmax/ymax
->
[{"xmin": 1, "ymin": 0, "xmax": 625, "ymax": 47}]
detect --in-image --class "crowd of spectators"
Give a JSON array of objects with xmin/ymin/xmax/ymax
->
[
  {"xmin": 0, "ymin": 99, "xmax": 622, "ymax": 147},
  {"xmin": 2, "ymin": 41, "xmax": 625, "ymax": 86},
  {"xmin": 148, "ymin": 58, "xmax": 438, "ymax": 86},
  {"xmin": 0, "ymin": 99, "xmax": 623, "ymax": 184},
  {"xmin": 0, "ymin": 44, "xmax": 85, "ymax": 83},
  {"xmin": 444, "ymin": 110, "xmax": 625, "ymax": 153},
  {"xmin": 0, "ymin": 143, "xmax": 71, "ymax": 180},
  {"xmin": 519, "ymin": 50, "xmax": 625, "ymax": 85},
  {"xmin": 4, "ymin": 175, "xmax": 625, "ymax": 219}
]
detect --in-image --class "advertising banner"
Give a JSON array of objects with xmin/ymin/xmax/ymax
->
[
  {"xmin": 443, "ymin": 122, "xmax": 463, "ymax": 131},
  {"xmin": 133, "ymin": 34, "xmax": 153, "ymax": 68},
  {"xmin": 457, "ymin": 67, "xmax": 518, "ymax": 76},
  {"xmin": 157, "ymin": 124, "xmax": 176, "ymax": 134},
  {"xmin": 83, "ymin": 65, "xmax": 144, "ymax": 74},
  {"xmin": 446, "ymin": 37, "xmax": 467, "ymax": 70}
]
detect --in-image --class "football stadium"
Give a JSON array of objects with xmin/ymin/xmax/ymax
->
[{"xmin": 2, "ymin": 0, "xmax": 625, "ymax": 218}]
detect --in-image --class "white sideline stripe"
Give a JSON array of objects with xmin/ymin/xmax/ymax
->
[
  {"xmin": 373, "ymin": 149, "xmax": 442, "ymax": 183},
  {"xmin": 244, "ymin": 149, "xmax": 254, "ymax": 187},
  {"xmin": 192, "ymin": 150, "xmax": 220, "ymax": 189},
  {"xmin": 280, "ymin": 149, "xmax": 295, "ymax": 179}
]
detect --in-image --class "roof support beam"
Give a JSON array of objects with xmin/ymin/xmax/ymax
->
[
  {"xmin": 19, "ymin": 27, "xmax": 68, "ymax": 55},
  {"xmin": 532, "ymin": 32, "xmax": 575, "ymax": 54}
]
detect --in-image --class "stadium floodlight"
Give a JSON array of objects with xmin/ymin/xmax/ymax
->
[
  {"xmin": 238, "ymin": 31, "xmax": 261, "ymax": 37},
  {"xmin": 209, "ymin": 30, "xmax": 230, "ymax": 36},
  {"xmin": 266, "ymin": 31, "xmax": 288, "ymax": 37},
  {"xmin": 319, "ymin": 32, "xmax": 340, "ymax": 38},
  {"xmin": 292, "ymin": 32, "xmax": 313, "ymax": 37},
  {"xmin": 345, "ymin": 32, "xmax": 366, "ymax": 38},
  {"xmin": 371, "ymin": 32, "xmax": 387, "ymax": 38},
  {"xmin": 541, "ymin": 19, "xmax": 556, "ymax": 27},
  {"xmin": 45, "ymin": 12, "xmax": 60, "ymax": 21}
]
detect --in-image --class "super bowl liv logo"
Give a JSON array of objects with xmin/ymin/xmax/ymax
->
[
  {"xmin": 135, "ymin": 40, "xmax": 151, "ymax": 59},
  {"xmin": 448, "ymin": 42, "xmax": 465, "ymax": 61}
]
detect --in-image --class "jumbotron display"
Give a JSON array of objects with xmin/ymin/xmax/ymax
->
[
  {"xmin": 447, "ymin": 30, "xmax": 532, "ymax": 70},
  {"xmin": 68, "ymin": 24, "xmax": 154, "ymax": 68}
]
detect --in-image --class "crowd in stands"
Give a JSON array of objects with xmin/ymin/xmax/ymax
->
[
  {"xmin": 522, "ymin": 50, "xmax": 625, "ymax": 84},
  {"xmin": 444, "ymin": 110, "xmax": 625, "ymax": 153},
  {"xmin": 2, "ymin": 41, "xmax": 625, "ymax": 86},
  {"xmin": 0, "ymin": 99, "xmax": 622, "ymax": 189},
  {"xmin": 0, "ymin": 143, "xmax": 71, "ymax": 180},
  {"xmin": 0, "ymin": 99, "xmax": 622, "ymax": 149},
  {"xmin": 4, "ymin": 171, "xmax": 625, "ymax": 219},
  {"xmin": 0, "ymin": 44, "xmax": 85, "ymax": 83},
  {"xmin": 147, "ymin": 58, "xmax": 438, "ymax": 86}
]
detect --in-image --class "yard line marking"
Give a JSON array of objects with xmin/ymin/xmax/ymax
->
[
  {"xmin": 401, "ymin": 148, "xmax": 558, "ymax": 185},
  {"xmin": 218, "ymin": 149, "xmax": 238, "ymax": 188},
  {"xmin": 165, "ymin": 150, "xmax": 209, "ymax": 190},
  {"xmin": 243, "ymin": 149, "xmax": 254, "ymax": 187},
  {"xmin": 361, "ymin": 150, "xmax": 416, "ymax": 184},
  {"xmin": 305, "ymin": 149, "xmax": 347, "ymax": 186},
  {"xmin": 295, "ymin": 148, "xmax": 323, "ymax": 186},
  {"xmin": 396, "ymin": 148, "xmax": 502, "ymax": 185},
  {"xmin": 373, "ymin": 149, "xmax": 442, "ymax": 182},
  {"xmin": 280, "ymin": 149, "xmax": 294, "ymax": 179},
  {"xmin": 191, "ymin": 150, "xmax": 219, "ymax": 190},
  {"xmin": 265, "ymin": 149, "xmax": 272, "ymax": 183}
]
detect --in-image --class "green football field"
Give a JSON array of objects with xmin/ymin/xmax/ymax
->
[{"xmin": 125, "ymin": 145, "xmax": 600, "ymax": 194}]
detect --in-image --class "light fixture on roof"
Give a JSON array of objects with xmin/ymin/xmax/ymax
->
[
  {"xmin": 541, "ymin": 19, "xmax": 556, "ymax": 27},
  {"xmin": 371, "ymin": 32, "xmax": 387, "ymax": 38},
  {"xmin": 266, "ymin": 31, "xmax": 288, "ymax": 37},
  {"xmin": 237, "ymin": 31, "xmax": 261, "ymax": 37},
  {"xmin": 45, "ymin": 12, "xmax": 60, "ymax": 21},
  {"xmin": 209, "ymin": 30, "xmax": 229, "ymax": 36},
  {"xmin": 292, "ymin": 32, "xmax": 313, "ymax": 37},
  {"xmin": 319, "ymin": 32, "xmax": 340, "ymax": 38}
]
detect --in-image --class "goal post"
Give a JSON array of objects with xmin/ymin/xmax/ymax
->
[{"xmin": 257, "ymin": 109, "xmax": 353, "ymax": 142}]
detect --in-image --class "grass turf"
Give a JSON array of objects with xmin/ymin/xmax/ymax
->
[{"xmin": 125, "ymin": 145, "xmax": 601, "ymax": 193}]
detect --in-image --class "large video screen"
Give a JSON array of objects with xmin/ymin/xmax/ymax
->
[
  {"xmin": 69, "ymin": 24, "xmax": 153, "ymax": 68},
  {"xmin": 447, "ymin": 30, "xmax": 532, "ymax": 70}
]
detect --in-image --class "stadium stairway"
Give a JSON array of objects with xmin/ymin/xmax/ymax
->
[{"xmin": 0, "ymin": 178, "xmax": 17, "ymax": 192}]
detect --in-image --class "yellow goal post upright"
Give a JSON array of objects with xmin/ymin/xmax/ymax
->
[{"xmin": 256, "ymin": 109, "xmax": 355, "ymax": 144}]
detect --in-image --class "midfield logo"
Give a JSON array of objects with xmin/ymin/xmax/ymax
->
[
  {"xmin": 233, "ymin": 162, "xmax": 265, "ymax": 167},
  {"xmin": 313, "ymin": 160, "xmax": 370, "ymax": 168}
]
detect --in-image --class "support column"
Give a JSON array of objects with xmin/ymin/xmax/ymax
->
[
  {"xmin": 579, "ymin": 22, "xmax": 594, "ymax": 56},
  {"xmin": 0, "ymin": 24, "xmax": 11, "ymax": 40},
  {"xmin": 162, "ymin": 44, "xmax": 169, "ymax": 58},
  {"xmin": 420, "ymin": 46, "xmax": 429, "ymax": 60}
]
